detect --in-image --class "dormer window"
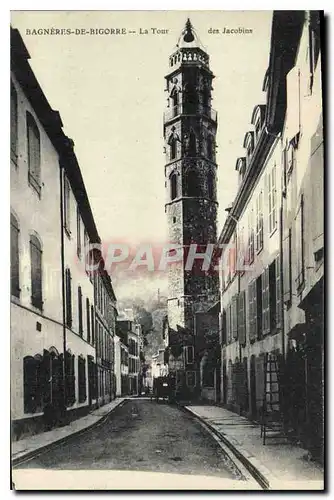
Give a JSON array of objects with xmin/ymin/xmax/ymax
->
[
  {"xmin": 243, "ymin": 132, "xmax": 255, "ymax": 166},
  {"xmin": 235, "ymin": 157, "xmax": 246, "ymax": 183},
  {"xmin": 251, "ymin": 105, "xmax": 266, "ymax": 143}
]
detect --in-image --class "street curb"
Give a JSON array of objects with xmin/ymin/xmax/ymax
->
[
  {"xmin": 181, "ymin": 405, "xmax": 271, "ymax": 490},
  {"xmin": 12, "ymin": 398, "xmax": 128, "ymax": 468}
]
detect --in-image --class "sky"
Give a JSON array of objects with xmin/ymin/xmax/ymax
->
[{"xmin": 11, "ymin": 10, "xmax": 272, "ymax": 301}]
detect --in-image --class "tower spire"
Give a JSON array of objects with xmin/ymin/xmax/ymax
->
[{"xmin": 183, "ymin": 18, "xmax": 195, "ymax": 43}]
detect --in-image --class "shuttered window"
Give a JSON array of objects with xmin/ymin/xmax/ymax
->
[
  {"xmin": 248, "ymin": 210, "xmax": 255, "ymax": 264},
  {"xmin": 11, "ymin": 82, "xmax": 18, "ymax": 162},
  {"xmin": 295, "ymin": 196, "xmax": 305, "ymax": 290},
  {"xmin": 275, "ymin": 256, "xmax": 282, "ymax": 328},
  {"xmin": 11, "ymin": 213, "xmax": 20, "ymax": 297},
  {"xmin": 262, "ymin": 267, "xmax": 270, "ymax": 335},
  {"xmin": 65, "ymin": 268, "xmax": 72, "ymax": 328},
  {"xmin": 86, "ymin": 298, "xmax": 91, "ymax": 343},
  {"xmin": 256, "ymin": 190, "xmax": 264, "ymax": 252},
  {"xmin": 226, "ymin": 304, "xmax": 231, "ymax": 344},
  {"xmin": 232, "ymin": 295, "xmax": 238, "ymax": 340},
  {"xmin": 268, "ymin": 165, "xmax": 277, "ymax": 234},
  {"xmin": 27, "ymin": 112, "xmax": 41, "ymax": 194},
  {"xmin": 64, "ymin": 176, "xmax": 71, "ymax": 235},
  {"xmin": 248, "ymin": 281, "xmax": 256, "ymax": 342},
  {"xmin": 283, "ymin": 229, "xmax": 292, "ymax": 305},
  {"xmin": 91, "ymin": 305, "xmax": 95, "ymax": 345},
  {"xmin": 65, "ymin": 351, "xmax": 75, "ymax": 406},
  {"xmin": 77, "ymin": 207, "xmax": 82, "ymax": 258},
  {"xmin": 78, "ymin": 286, "xmax": 83, "ymax": 336},
  {"xmin": 238, "ymin": 291, "xmax": 246, "ymax": 346},
  {"xmin": 30, "ymin": 234, "xmax": 43, "ymax": 309},
  {"xmin": 78, "ymin": 356, "xmax": 87, "ymax": 403}
]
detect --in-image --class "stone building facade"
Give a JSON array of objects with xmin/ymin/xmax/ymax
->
[
  {"xmin": 163, "ymin": 20, "xmax": 219, "ymax": 399},
  {"xmin": 219, "ymin": 11, "xmax": 323, "ymax": 461}
]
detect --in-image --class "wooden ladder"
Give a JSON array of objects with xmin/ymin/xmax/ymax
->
[{"xmin": 261, "ymin": 352, "xmax": 285, "ymax": 445}]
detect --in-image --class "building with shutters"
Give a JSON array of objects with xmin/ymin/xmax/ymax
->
[
  {"xmin": 280, "ymin": 11, "xmax": 323, "ymax": 462},
  {"xmin": 10, "ymin": 27, "xmax": 116, "ymax": 440},
  {"xmin": 95, "ymin": 270, "xmax": 117, "ymax": 406},
  {"xmin": 116, "ymin": 315, "xmax": 141, "ymax": 396},
  {"xmin": 114, "ymin": 335, "xmax": 129, "ymax": 397},
  {"xmin": 218, "ymin": 11, "xmax": 323, "ymax": 461}
]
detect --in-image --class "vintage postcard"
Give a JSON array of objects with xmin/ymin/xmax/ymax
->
[{"xmin": 10, "ymin": 10, "xmax": 324, "ymax": 490}]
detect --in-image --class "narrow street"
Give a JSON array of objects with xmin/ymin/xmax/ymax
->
[{"xmin": 16, "ymin": 400, "xmax": 241, "ymax": 480}]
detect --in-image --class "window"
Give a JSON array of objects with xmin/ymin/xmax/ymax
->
[
  {"xmin": 78, "ymin": 356, "xmax": 87, "ymax": 403},
  {"xmin": 248, "ymin": 281, "xmax": 257, "ymax": 342},
  {"xmin": 256, "ymin": 190, "xmax": 264, "ymax": 252},
  {"xmin": 309, "ymin": 11, "xmax": 321, "ymax": 93},
  {"xmin": 248, "ymin": 209, "xmax": 255, "ymax": 264},
  {"xmin": 187, "ymin": 170, "xmax": 201, "ymax": 197},
  {"xmin": 23, "ymin": 355, "xmax": 42, "ymax": 414},
  {"xmin": 238, "ymin": 291, "xmax": 246, "ymax": 346},
  {"xmin": 275, "ymin": 256, "xmax": 282, "ymax": 328},
  {"xmin": 255, "ymin": 118, "xmax": 261, "ymax": 141},
  {"xmin": 286, "ymin": 143, "xmax": 295, "ymax": 178},
  {"xmin": 283, "ymin": 229, "xmax": 292, "ymax": 306},
  {"xmin": 170, "ymin": 173, "xmax": 178, "ymax": 200},
  {"xmin": 11, "ymin": 213, "xmax": 20, "ymax": 297},
  {"xmin": 262, "ymin": 267, "xmax": 270, "ymax": 335},
  {"xmin": 65, "ymin": 268, "xmax": 72, "ymax": 328},
  {"xmin": 170, "ymin": 139, "xmax": 176, "ymax": 160},
  {"xmin": 185, "ymin": 346, "xmax": 194, "ymax": 364},
  {"xmin": 86, "ymin": 298, "xmax": 91, "ymax": 343},
  {"xmin": 295, "ymin": 196, "xmax": 305, "ymax": 290},
  {"xmin": 186, "ymin": 371, "xmax": 196, "ymax": 388},
  {"xmin": 188, "ymin": 130, "xmax": 196, "ymax": 156},
  {"xmin": 78, "ymin": 286, "xmax": 83, "ymax": 336},
  {"xmin": 171, "ymin": 88, "xmax": 178, "ymax": 109},
  {"xmin": 268, "ymin": 165, "xmax": 277, "ymax": 234},
  {"xmin": 207, "ymin": 134, "xmax": 213, "ymax": 161},
  {"xmin": 91, "ymin": 305, "xmax": 95, "ymax": 345},
  {"xmin": 64, "ymin": 176, "xmax": 71, "ymax": 235},
  {"xmin": 226, "ymin": 303, "xmax": 232, "ymax": 344},
  {"xmin": 221, "ymin": 310, "xmax": 227, "ymax": 345},
  {"xmin": 65, "ymin": 351, "xmax": 75, "ymax": 406},
  {"xmin": 207, "ymin": 171, "xmax": 214, "ymax": 199},
  {"xmin": 256, "ymin": 276, "xmax": 262, "ymax": 338},
  {"xmin": 30, "ymin": 234, "xmax": 43, "ymax": 309},
  {"xmin": 26, "ymin": 112, "xmax": 41, "ymax": 193},
  {"xmin": 232, "ymin": 295, "xmax": 238, "ymax": 340},
  {"xmin": 11, "ymin": 82, "xmax": 18, "ymax": 163},
  {"xmin": 77, "ymin": 207, "xmax": 82, "ymax": 258}
]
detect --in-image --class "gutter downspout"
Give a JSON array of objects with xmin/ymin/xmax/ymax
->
[{"xmin": 59, "ymin": 161, "xmax": 67, "ymax": 414}]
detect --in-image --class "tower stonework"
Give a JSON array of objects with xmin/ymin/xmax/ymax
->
[{"xmin": 164, "ymin": 20, "xmax": 219, "ymax": 395}]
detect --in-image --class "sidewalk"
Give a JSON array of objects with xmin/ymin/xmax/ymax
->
[
  {"xmin": 185, "ymin": 405, "xmax": 324, "ymax": 490},
  {"xmin": 12, "ymin": 398, "xmax": 127, "ymax": 464}
]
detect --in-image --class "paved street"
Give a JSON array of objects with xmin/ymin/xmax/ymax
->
[{"xmin": 16, "ymin": 400, "xmax": 242, "ymax": 480}]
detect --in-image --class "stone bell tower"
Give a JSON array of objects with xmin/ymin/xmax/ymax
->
[{"xmin": 164, "ymin": 19, "xmax": 219, "ymax": 394}]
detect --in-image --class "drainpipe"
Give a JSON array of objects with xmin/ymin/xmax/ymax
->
[{"xmin": 59, "ymin": 161, "xmax": 67, "ymax": 413}]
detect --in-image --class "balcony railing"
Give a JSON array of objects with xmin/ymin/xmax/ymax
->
[{"xmin": 164, "ymin": 104, "xmax": 217, "ymax": 123}]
